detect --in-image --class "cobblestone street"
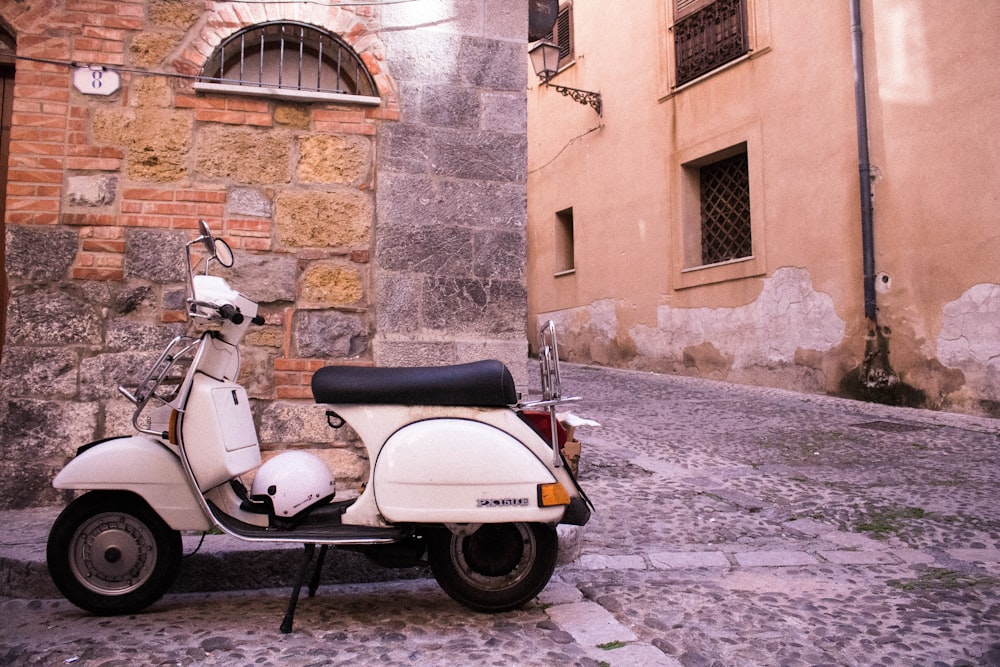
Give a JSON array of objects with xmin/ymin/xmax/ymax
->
[{"xmin": 3, "ymin": 364, "xmax": 999, "ymax": 665}]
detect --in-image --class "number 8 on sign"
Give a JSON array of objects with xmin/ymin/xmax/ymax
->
[{"xmin": 73, "ymin": 66, "xmax": 120, "ymax": 96}]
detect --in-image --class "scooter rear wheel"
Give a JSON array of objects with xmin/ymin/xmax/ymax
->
[
  {"xmin": 47, "ymin": 491, "xmax": 182, "ymax": 616},
  {"xmin": 428, "ymin": 522, "xmax": 557, "ymax": 613}
]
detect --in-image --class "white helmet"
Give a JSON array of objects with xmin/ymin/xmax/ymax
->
[{"xmin": 250, "ymin": 450, "xmax": 335, "ymax": 518}]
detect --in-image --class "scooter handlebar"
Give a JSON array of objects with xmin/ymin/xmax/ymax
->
[
  {"xmin": 218, "ymin": 304, "xmax": 244, "ymax": 325},
  {"xmin": 189, "ymin": 299, "xmax": 264, "ymax": 325},
  {"xmin": 218, "ymin": 304, "xmax": 265, "ymax": 326}
]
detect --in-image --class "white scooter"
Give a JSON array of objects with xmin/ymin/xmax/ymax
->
[{"xmin": 46, "ymin": 221, "xmax": 592, "ymax": 632}]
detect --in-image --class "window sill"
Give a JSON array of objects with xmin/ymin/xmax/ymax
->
[
  {"xmin": 554, "ymin": 268, "xmax": 576, "ymax": 278},
  {"xmin": 194, "ymin": 81, "xmax": 381, "ymax": 106},
  {"xmin": 658, "ymin": 45, "xmax": 771, "ymax": 103},
  {"xmin": 676, "ymin": 255, "xmax": 764, "ymax": 290},
  {"xmin": 552, "ymin": 58, "xmax": 577, "ymax": 78}
]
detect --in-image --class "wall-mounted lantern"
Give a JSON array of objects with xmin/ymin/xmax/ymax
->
[{"xmin": 528, "ymin": 40, "xmax": 602, "ymax": 117}]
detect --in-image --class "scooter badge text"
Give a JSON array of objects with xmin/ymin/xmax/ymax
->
[{"xmin": 477, "ymin": 497, "xmax": 530, "ymax": 508}]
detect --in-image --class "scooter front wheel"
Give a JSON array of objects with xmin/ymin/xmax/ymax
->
[
  {"xmin": 427, "ymin": 522, "xmax": 557, "ymax": 613},
  {"xmin": 47, "ymin": 491, "xmax": 182, "ymax": 616}
]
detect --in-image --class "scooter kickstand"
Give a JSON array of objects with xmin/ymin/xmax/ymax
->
[
  {"xmin": 308, "ymin": 545, "xmax": 329, "ymax": 598},
  {"xmin": 280, "ymin": 543, "xmax": 316, "ymax": 634}
]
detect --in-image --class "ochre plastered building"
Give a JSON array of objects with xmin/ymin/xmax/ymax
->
[
  {"xmin": 0, "ymin": 0, "xmax": 529, "ymax": 508},
  {"xmin": 527, "ymin": 0, "xmax": 1000, "ymax": 415}
]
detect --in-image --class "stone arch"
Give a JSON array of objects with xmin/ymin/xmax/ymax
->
[
  {"xmin": 201, "ymin": 22, "xmax": 379, "ymax": 98},
  {"xmin": 171, "ymin": 2, "xmax": 395, "ymax": 105}
]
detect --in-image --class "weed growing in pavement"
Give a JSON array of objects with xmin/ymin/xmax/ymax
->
[
  {"xmin": 889, "ymin": 567, "xmax": 999, "ymax": 591},
  {"xmin": 854, "ymin": 505, "xmax": 927, "ymax": 539},
  {"xmin": 597, "ymin": 641, "xmax": 627, "ymax": 650}
]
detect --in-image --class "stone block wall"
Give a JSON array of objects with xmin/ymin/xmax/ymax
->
[
  {"xmin": 373, "ymin": 3, "xmax": 529, "ymax": 371},
  {"xmin": 0, "ymin": 0, "xmax": 528, "ymax": 509}
]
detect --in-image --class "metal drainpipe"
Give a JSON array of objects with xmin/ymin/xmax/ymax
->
[
  {"xmin": 850, "ymin": 0, "xmax": 899, "ymax": 390},
  {"xmin": 850, "ymin": 0, "xmax": 877, "ymax": 324}
]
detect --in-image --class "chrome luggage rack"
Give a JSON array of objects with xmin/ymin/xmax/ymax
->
[
  {"xmin": 519, "ymin": 321, "xmax": 581, "ymax": 467},
  {"xmin": 118, "ymin": 335, "xmax": 200, "ymax": 434}
]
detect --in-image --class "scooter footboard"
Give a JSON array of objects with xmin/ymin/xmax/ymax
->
[{"xmin": 373, "ymin": 419, "xmax": 566, "ymax": 524}]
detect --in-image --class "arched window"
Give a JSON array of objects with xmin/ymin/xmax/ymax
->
[{"xmin": 195, "ymin": 22, "xmax": 379, "ymax": 105}]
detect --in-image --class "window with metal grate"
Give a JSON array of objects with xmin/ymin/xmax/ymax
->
[
  {"xmin": 197, "ymin": 21, "xmax": 379, "ymax": 104},
  {"xmin": 700, "ymin": 151, "xmax": 751, "ymax": 266},
  {"xmin": 673, "ymin": 0, "xmax": 749, "ymax": 86}
]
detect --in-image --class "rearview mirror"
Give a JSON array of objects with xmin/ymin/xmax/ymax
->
[
  {"xmin": 213, "ymin": 238, "xmax": 234, "ymax": 268},
  {"xmin": 195, "ymin": 220, "xmax": 234, "ymax": 268}
]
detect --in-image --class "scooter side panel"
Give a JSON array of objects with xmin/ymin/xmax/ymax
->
[
  {"xmin": 181, "ymin": 375, "xmax": 261, "ymax": 491},
  {"xmin": 53, "ymin": 436, "xmax": 211, "ymax": 531},
  {"xmin": 373, "ymin": 418, "xmax": 564, "ymax": 524}
]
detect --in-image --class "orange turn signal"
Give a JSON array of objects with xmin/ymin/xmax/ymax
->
[
  {"xmin": 537, "ymin": 482, "xmax": 571, "ymax": 507},
  {"xmin": 168, "ymin": 409, "xmax": 180, "ymax": 444}
]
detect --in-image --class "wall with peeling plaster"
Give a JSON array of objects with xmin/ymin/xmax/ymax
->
[
  {"xmin": 936, "ymin": 285, "xmax": 1000, "ymax": 405},
  {"xmin": 527, "ymin": 1, "xmax": 1000, "ymax": 417},
  {"xmin": 538, "ymin": 268, "xmax": 848, "ymax": 393}
]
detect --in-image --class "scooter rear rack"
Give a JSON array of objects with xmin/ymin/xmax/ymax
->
[{"xmin": 518, "ymin": 321, "xmax": 581, "ymax": 468}]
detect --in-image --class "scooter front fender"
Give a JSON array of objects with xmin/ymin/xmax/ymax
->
[
  {"xmin": 373, "ymin": 418, "xmax": 566, "ymax": 525},
  {"xmin": 53, "ymin": 436, "xmax": 211, "ymax": 531}
]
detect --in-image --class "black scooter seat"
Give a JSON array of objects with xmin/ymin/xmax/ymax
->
[{"xmin": 311, "ymin": 359, "xmax": 517, "ymax": 407}]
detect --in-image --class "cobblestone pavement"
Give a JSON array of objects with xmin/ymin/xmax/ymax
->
[{"xmin": 2, "ymin": 364, "xmax": 1000, "ymax": 666}]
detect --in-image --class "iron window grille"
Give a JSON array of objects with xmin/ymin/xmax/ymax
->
[
  {"xmin": 198, "ymin": 22, "xmax": 378, "ymax": 103},
  {"xmin": 700, "ymin": 151, "xmax": 752, "ymax": 266},
  {"xmin": 674, "ymin": 0, "xmax": 749, "ymax": 86}
]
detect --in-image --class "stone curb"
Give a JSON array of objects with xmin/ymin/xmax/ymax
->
[
  {"xmin": 575, "ymin": 547, "xmax": 1000, "ymax": 573},
  {"xmin": 0, "ymin": 528, "xmax": 430, "ymax": 601},
  {"xmin": 0, "ymin": 507, "xmax": 585, "ymax": 600},
  {"xmin": 6, "ymin": 501, "xmax": 998, "ymax": 601}
]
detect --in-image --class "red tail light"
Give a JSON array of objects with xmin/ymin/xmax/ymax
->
[{"xmin": 519, "ymin": 410, "xmax": 568, "ymax": 450}]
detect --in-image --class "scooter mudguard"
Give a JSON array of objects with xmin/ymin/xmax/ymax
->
[
  {"xmin": 373, "ymin": 418, "xmax": 566, "ymax": 524},
  {"xmin": 53, "ymin": 436, "xmax": 211, "ymax": 531}
]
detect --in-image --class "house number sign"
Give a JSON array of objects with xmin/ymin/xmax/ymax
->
[{"xmin": 73, "ymin": 66, "xmax": 120, "ymax": 96}]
